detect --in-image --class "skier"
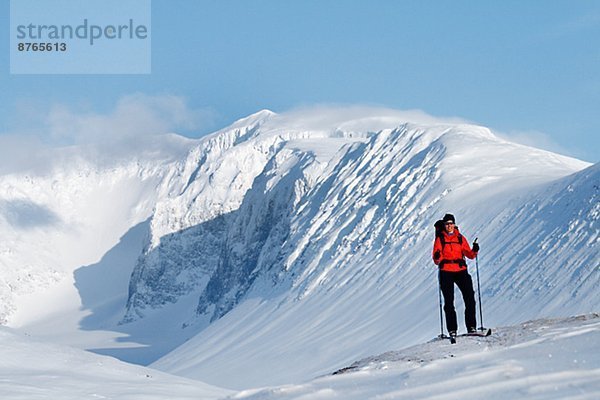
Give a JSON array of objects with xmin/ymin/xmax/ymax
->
[{"xmin": 432, "ymin": 213, "xmax": 480, "ymax": 339}]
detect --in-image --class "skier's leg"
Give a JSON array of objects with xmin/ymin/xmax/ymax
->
[
  {"xmin": 457, "ymin": 270, "xmax": 477, "ymax": 330},
  {"xmin": 439, "ymin": 271, "xmax": 458, "ymax": 333}
]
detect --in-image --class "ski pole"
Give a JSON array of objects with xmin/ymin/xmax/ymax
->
[
  {"xmin": 437, "ymin": 269, "xmax": 444, "ymax": 338},
  {"xmin": 473, "ymin": 238, "xmax": 484, "ymax": 331}
]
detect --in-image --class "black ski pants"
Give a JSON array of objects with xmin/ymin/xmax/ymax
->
[{"xmin": 439, "ymin": 269, "xmax": 477, "ymax": 333}]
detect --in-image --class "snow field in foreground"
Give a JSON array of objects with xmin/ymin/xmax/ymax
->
[
  {"xmin": 0, "ymin": 326, "xmax": 232, "ymax": 400},
  {"xmin": 231, "ymin": 314, "xmax": 600, "ymax": 400},
  {"xmin": 1, "ymin": 310, "xmax": 598, "ymax": 399}
]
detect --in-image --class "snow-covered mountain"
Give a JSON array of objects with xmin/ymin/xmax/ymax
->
[
  {"xmin": 0, "ymin": 134, "xmax": 195, "ymax": 322},
  {"xmin": 0, "ymin": 107, "xmax": 597, "ymax": 392}
]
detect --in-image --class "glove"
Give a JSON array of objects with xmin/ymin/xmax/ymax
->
[
  {"xmin": 434, "ymin": 250, "xmax": 441, "ymax": 260},
  {"xmin": 472, "ymin": 242, "xmax": 480, "ymax": 252}
]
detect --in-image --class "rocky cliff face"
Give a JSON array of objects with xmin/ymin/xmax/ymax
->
[{"xmin": 121, "ymin": 110, "xmax": 349, "ymax": 323}]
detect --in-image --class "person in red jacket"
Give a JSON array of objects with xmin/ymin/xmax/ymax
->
[{"xmin": 432, "ymin": 213, "xmax": 480, "ymax": 337}]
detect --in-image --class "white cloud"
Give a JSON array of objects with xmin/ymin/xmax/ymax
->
[
  {"xmin": 0, "ymin": 134, "xmax": 51, "ymax": 174},
  {"xmin": 46, "ymin": 93, "xmax": 214, "ymax": 144},
  {"xmin": 494, "ymin": 129, "xmax": 576, "ymax": 158},
  {"xmin": 270, "ymin": 103, "xmax": 473, "ymax": 133},
  {"xmin": 0, "ymin": 94, "xmax": 216, "ymax": 174}
]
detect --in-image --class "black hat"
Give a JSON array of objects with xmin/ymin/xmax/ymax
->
[{"xmin": 442, "ymin": 213, "xmax": 455, "ymax": 224}]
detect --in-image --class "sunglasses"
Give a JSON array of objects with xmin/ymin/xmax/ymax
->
[{"xmin": 444, "ymin": 222, "xmax": 455, "ymax": 225}]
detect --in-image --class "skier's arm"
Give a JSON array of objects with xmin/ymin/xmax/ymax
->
[{"xmin": 461, "ymin": 235, "xmax": 478, "ymax": 259}]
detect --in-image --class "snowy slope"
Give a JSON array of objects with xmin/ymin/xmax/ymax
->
[
  {"xmin": 230, "ymin": 314, "xmax": 600, "ymax": 400},
  {"xmin": 0, "ymin": 325, "xmax": 231, "ymax": 400},
  {"xmin": 478, "ymin": 161, "xmax": 600, "ymax": 324},
  {"xmin": 151, "ymin": 118, "xmax": 596, "ymax": 389},
  {"xmin": 0, "ymin": 134, "xmax": 199, "ymax": 352},
  {"xmin": 1, "ymin": 108, "xmax": 596, "ymax": 392}
]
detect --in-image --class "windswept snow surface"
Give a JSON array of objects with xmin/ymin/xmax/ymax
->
[
  {"xmin": 231, "ymin": 314, "xmax": 600, "ymax": 400},
  {"xmin": 0, "ymin": 325, "xmax": 231, "ymax": 400}
]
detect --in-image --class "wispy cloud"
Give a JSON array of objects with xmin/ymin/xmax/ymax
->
[
  {"xmin": 0, "ymin": 94, "xmax": 216, "ymax": 174},
  {"xmin": 46, "ymin": 94, "xmax": 214, "ymax": 144},
  {"xmin": 270, "ymin": 103, "xmax": 473, "ymax": 133},
  {"xmin": 494, "ymin": 128, "xmax": 583, "ymax": 160}
]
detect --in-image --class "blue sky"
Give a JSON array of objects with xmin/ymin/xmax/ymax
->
[{"xmin": 1, "ymin": 0, "xmax": 599, "ymax": 162}]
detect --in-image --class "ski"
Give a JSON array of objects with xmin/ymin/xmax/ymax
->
[
  {"xmin": 437, "ymin": 334, "xmax": 456, "ymax": 344},
  {"xmin": 460, "ymin": 328, "xmax": 492, "ymax": 337},
  {"xmin": 436, "ymin": 328, "xmax": 491, "ymax": 343}
]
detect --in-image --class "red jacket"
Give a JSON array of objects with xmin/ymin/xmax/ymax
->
[{"xmin": 432, "ymin": 228, "xmax": 478, "ymax": 272}]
